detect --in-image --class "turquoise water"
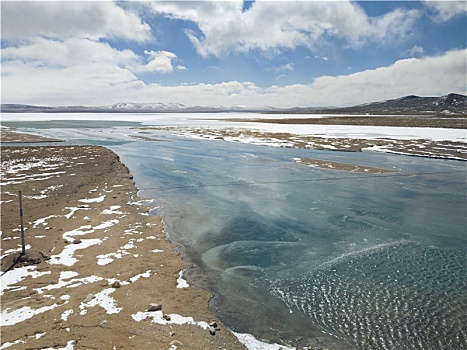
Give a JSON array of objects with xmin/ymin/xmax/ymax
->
[{"xmin": 6, "ymin": 121, "xmax": 467, "ymax": 349}]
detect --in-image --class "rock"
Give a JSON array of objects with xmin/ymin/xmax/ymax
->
[
  {"xmin": 169, "ymin": 332, "xmax": 175, "ymax": 337},
  {"xmin": 73, "ymin": 239, "xmax": 82, "ymax": 244},
  {"xmin": 40, "ymin": 252, "xmax": 50, "ymax": 260},
  {"xmin": 209, "ymin": 326, "xmax": 216, "ymax": 336},
  {"xmin": 83, "ymin": 293, "xmax": 95, "ymax": 303},
  {"xmin": 147, "ymin": 303, "xmax": 162, "ymax": 312},
  {"xmin": 163, "ymin": 314, "xmax": 171, "ymax": 321},
  {"xmin": 209, "ymin": 321, "xmax": 218, "ymax": 329},
  {"xmin": 18, "ymin": 254, "xmax": 30, "ymax": 262},
  {"xmin": 111, "ymin": 281, "xmax": 121, "ymax": 288},
  {"xmin": 170, "ymin": 340, "xmax": 183, "ymax": 346}
]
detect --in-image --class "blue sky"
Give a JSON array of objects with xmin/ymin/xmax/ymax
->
[{"xmin": 1, "ymin": 1, "xmax": 466, "ymax": 108}]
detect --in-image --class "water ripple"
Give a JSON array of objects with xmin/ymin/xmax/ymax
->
[{"xmin": 270, "ymin": 242, "xmax": 466, "ymax": 349}]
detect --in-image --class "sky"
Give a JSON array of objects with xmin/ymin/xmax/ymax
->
[{"xmin": 1, "ymin": 1, "xmax": 466, "ymax": 108}]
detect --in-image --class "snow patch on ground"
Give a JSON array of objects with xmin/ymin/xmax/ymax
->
[
  {"xmin": 79, "ymin": 288, "xmax": 122, "ymax": 315},
  {"xmin": 1, "ymin": 303, "xmax": 60, "ymax": 326},
  {"xmin": 48, "ymin": 238, "xmax": 103, "ymax": 266},
  {"xmin": 101, "ymin": 205, "xmax": 124, "ymax": 215},
  {"xmin": 177, "ymin": 269, "xmax": 190, "ymax": 288},
  {"xmin": 233, "ymin": 332, "xmax": 295, "ymax": 350},
  {"xmin": 78, "ymin": 195, "xmax": 106, "ymax": 203},
  {"xmin": 132, "ymin": 310, "xmax": 209, "ymax": 329},
  {"xmin": 0, "ymin": 265, "xmax": 50, "ymax": 295}
]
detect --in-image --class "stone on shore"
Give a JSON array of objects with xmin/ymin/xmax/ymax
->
[
  {"xmin": 111, "ymin": 281, "xmax": 121, "ymax": 288},
  {"xmin": 84, "ymin": 293, "xmax": 95, "ymax": 303},
  {"xmin": 147, "ymin": 303, "xmax": 162, "ymax": 312}
]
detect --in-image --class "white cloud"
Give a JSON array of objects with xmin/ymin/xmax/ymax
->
[
  {"xmin": 1, "ymin": 38, "xmax": 140, "ymax": 68},
  {"xmin": 143, "ymin": 50, "xmax": 178, "ymax": 73},
  {"xmin": 1, "ymin": 60, "xmax": 141, "ymax": 106},
  {"xmin": 269, "ymin": 63, "xmax": 294, "ymax": 72},
  {"xmin": 424, "ymin": 1, "xmax": 467, "ymax": 22},
  {"xmin": 0, "ymin": 1, "xmax": 151, "ymax": 42},
  {"xmin": 142, "ymin": 49, "xmax": 466, "ymax": 107},
  {"xmin": 308, "ymin": 49, "xmax": 466, "ymax": 106},
  {"xmin": 2, "ymin": 42, "xmax": 464, "ymax": 108},
  {"xmin": 275, "ymin": 74, "xmax": 288, "ymax": 81},
  {"xmin": 1, "ymin": 38, "xmax": 183, "ymax": 103},
  {"xmin": 176, "ymin": 65, "xmax": 187, "ymax": 71},
  {"xmin": 315, "ymin": 56, "xmax": 329, "ymax": 61},
  {"xmin": 402, "ymin": 45, "xmax": 425, "ymax": 57},
  {"xmin": 149, "ymin": 0, "xmax": 419, "ymax": 57},
  {"xmin": 204, "ymin": 66, "xmax": 222, "ymax": 72}
]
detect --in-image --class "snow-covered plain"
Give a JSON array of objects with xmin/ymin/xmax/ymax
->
[{"xmin": 2, "ymin": 112, "xmax": 465, "ymax": 142}]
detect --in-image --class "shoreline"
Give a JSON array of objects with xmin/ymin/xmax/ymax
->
[
  {"xmin": 140, "ymin": 125, "xmax": 467, "ymax": 161},
  {"xmin": 1, "ymin": 131, "xmax": 247, "ymax": 349}
]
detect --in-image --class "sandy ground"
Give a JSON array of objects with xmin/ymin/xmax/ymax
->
[{"xmin": 1, "ymin": 131, "xmax": 247, "ymax": 350}]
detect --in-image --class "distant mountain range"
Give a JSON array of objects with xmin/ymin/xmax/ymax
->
[
  {"xmin": 285, "ymin": 93, "xmax": 467, "ymax": 115},
  {"xmin": 1, "ymin": 93, "xmax": 466, "ymax": 115},
  {"xmin": 0, "ymin": 102, "xmax": 279, "ymax": 114}
]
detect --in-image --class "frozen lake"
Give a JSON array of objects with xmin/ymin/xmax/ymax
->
[{"xmin": 2, "ymin": 114, "xmax": 466, "ymax": 349}]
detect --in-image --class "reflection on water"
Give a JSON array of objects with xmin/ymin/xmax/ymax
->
[{"xmin": 12, "ymin": 123, "xmax": 467, "ymax": 349}]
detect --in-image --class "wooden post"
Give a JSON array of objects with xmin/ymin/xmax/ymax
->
[{"xmin": 19, "ymin": 191, "xmax": 26, "ymax": 255}]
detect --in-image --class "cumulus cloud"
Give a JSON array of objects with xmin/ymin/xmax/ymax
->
[
  {"xmin": 1, "ymin": 60, "xmax": 141, "ymax": 106},
  {"xmin": 1, "ymin": 37, "xmax": 140, "ymax": 68},
  {"xmin": 141, "ymin": 50, "xmax": 465, "ymax": 107},
  {"xmin": 148, "ymin": 0, "xmax": 419, "ymax": 57},
  {"xmin": 424, "ymin": 1, "xmax": 467, "ymax": 22},
  {"xmin": 2, "ymin": 47, "xmax": 464, "ymax": 108},
  {"xmin": 308, "ymin": 49, "xmax": 466, "ymax": 106},
  {"xmin": 143, "ymin": 50, "xmax": 178, "ymax": 73},
  {"xmin": 0, "ymin": 1, "xmax": 151, "ymax": 42}
]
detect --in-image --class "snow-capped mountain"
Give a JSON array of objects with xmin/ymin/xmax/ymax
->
[
  {"xmin": 107, "ymin": 102, "xmax": 186, "ymax": 111},
  {"xmin": 1, "ymin": 93, "xmax": 465, "ymax": 114}
]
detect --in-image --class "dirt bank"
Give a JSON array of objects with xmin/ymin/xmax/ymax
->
[{"xmin": 1, "ymin": 139, "xmax": 246, "ymax": 349}]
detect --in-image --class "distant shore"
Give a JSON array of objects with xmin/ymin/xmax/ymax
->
[
  {"xmin": 0, "ymin": 128, "xmax": 63, "ymax": 143},
  {"xmin": 222, "ymin": 114, "xmax": 467, "ymax": 129}
]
